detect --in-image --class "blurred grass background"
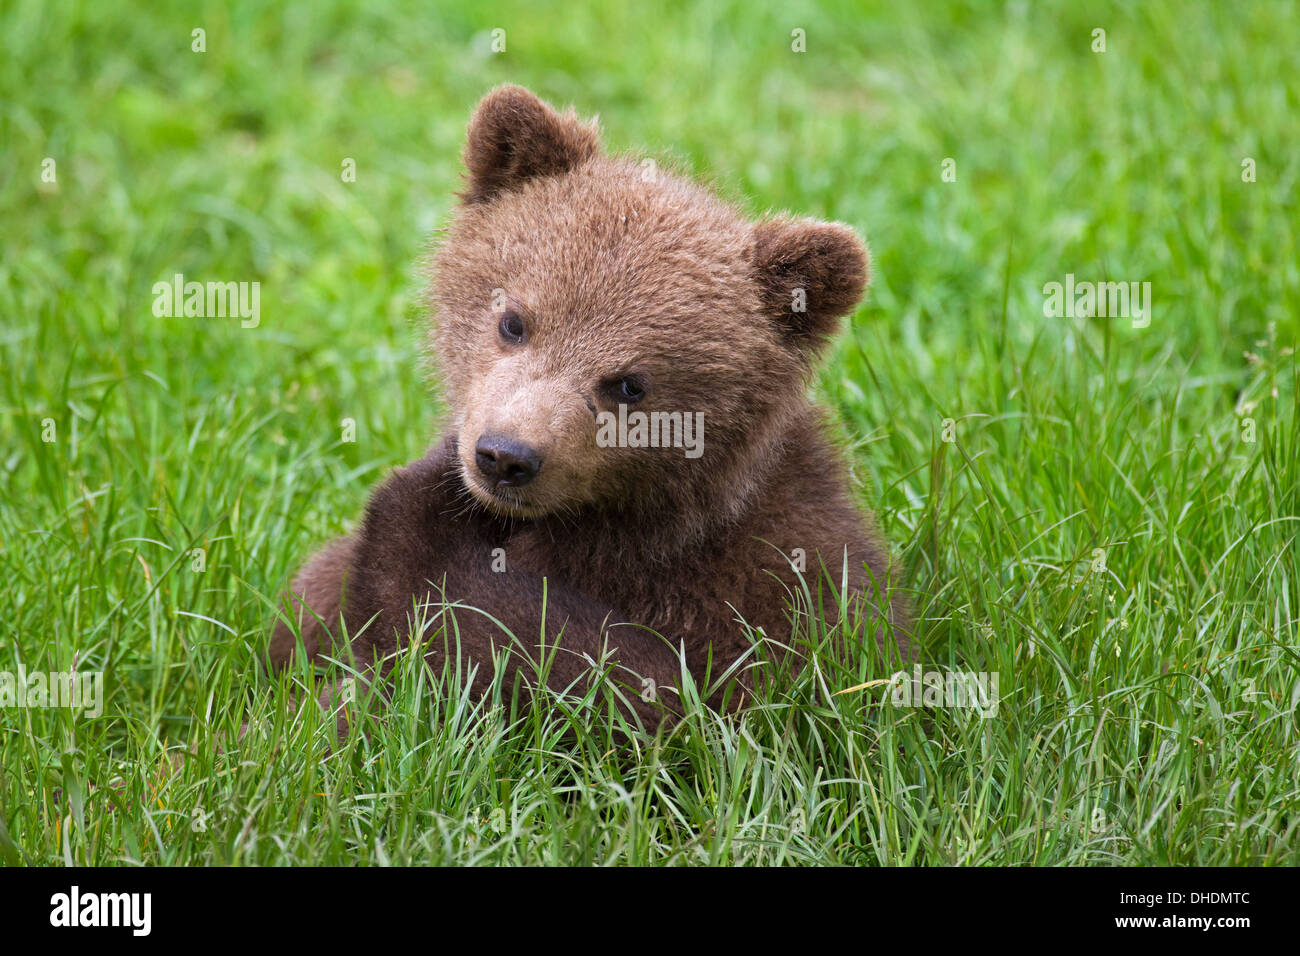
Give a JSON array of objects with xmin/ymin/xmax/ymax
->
[{"xmin": 1, "ymin": 0, "xmax": 1297, "ymax": 865}]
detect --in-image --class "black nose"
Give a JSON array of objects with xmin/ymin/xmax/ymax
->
[{"xmin": 475, "ymin": 434, "xmax": 543, "ymax": 486}]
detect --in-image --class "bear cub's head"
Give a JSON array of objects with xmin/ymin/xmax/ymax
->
[{"xmin": 429, "ymin": 85, "xmax": 869, "ymax": 523}]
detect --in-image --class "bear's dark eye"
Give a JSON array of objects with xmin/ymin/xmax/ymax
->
[
  {"xmin": 606, "ymin": 375, "xmax": 647, "ymax": 404},
  {"xmin": 498, "ymin": 310, "xmax": 526, "ymax": 344}
]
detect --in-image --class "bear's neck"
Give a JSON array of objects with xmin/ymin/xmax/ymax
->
[{"xmin": 533, "ymin": 401, "xmax": 835, "ymax": 563}]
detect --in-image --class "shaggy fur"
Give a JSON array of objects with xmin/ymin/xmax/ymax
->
[{"xmin": 268, "ymin": 85, "xmax": 911, "ymax": 733}]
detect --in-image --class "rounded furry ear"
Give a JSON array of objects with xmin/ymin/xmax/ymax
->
[
  {"xmin": 751, "ymin": 217, "xmax": 870, "ymax": 350},
  {"xmin": 461, "ymin": 85, "xmax": 601, "ymax": 204}
]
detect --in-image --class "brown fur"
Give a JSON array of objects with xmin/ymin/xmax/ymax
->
[{"xmin": 268, "ymin": 85, "xmax": 912, "ymax": 734}]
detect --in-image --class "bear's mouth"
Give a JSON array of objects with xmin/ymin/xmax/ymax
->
[{"xmin": 462, "ymin": 467, "xmax": 553, "ymax": 519}]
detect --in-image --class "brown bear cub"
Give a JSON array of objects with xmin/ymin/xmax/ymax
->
[{"xmin": 268, "ymin": 85, "xmax": 910, "ymax": 733}]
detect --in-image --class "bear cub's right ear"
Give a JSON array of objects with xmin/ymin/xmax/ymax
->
[
  {"xmin": 461, "ymin": 85, "xmax": 601, "ymax": 204},
  {"xmin": 751, "ymin": 216, "xmax": 871, "ymax": 355}
]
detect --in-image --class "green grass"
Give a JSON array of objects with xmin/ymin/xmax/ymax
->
[{"xmin": 2, "ymin": 0, "xmax": 1297, "ymax": 865}]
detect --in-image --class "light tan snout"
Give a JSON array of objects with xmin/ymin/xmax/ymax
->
[{"xmin": 458, "ymin": 359, "xmax": 595, "ymax": 513}]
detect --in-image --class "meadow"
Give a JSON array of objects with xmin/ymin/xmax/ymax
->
[{"xmin": 1, "ymin": 0, "xmax": 1297, "ymax": 865}]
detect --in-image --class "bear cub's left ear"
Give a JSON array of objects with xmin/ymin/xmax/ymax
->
[
  {"xmin": 751, "ymin": 217, "xmax": 870, "ymax": 351},
  {"xmin": 461, "ymin": 85, "xmax": 601, "ymax": 204}
]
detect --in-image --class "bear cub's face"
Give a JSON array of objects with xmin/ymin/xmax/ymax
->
[{"xmin": 427, "ymin": 86, "xmax": 870, "ymax": 521}]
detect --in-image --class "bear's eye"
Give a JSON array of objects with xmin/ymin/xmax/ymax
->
[
  {"xmin": 605, "ymin": 375, "xmax": 647, "ymax": 404},
  {"xmin": 498, "ymin": 310, "xmax": 526, "ymax": 344}
]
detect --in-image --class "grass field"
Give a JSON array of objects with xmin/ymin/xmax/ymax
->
[{"xmin": 1, "ymin": 0, "xmax": 1297, "ymax": 866}]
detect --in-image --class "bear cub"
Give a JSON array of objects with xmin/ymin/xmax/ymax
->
[{"xmin": 268, "ymin": 85, "xmax": 910, "ymax": 732}]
